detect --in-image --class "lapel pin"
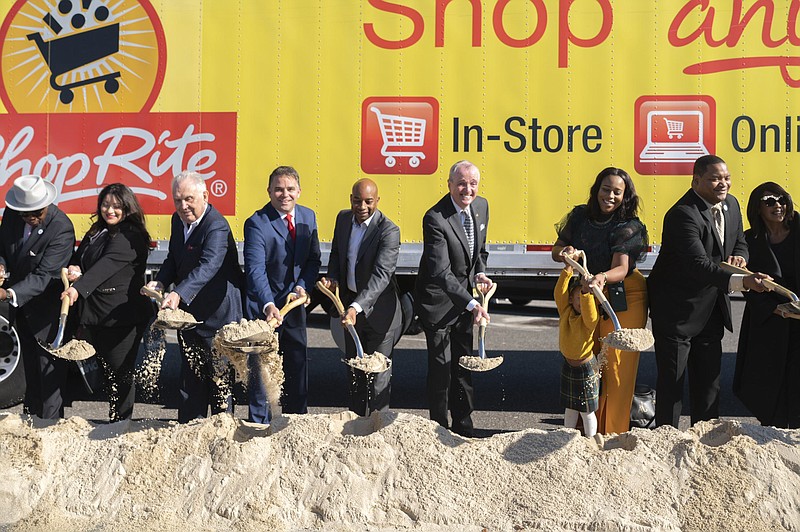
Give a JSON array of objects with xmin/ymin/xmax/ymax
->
[{"xmin": 37, "ymin": 228, "xmax": 43, "ymax": 235}]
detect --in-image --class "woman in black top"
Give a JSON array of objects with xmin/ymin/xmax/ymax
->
[
  {"xmin": 734, "ymin": 182, "xmax": 800, "ymax": 428},
  {"xmin": 62, "ymin": 184, "xmax": 153, "ymax": 422}
]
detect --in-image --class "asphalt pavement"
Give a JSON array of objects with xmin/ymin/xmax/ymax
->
[{"xmin": 4, "ymin": 298, "xmax": 757, "ymax": 436}]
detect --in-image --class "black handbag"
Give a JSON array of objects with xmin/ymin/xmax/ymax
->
[{"xmin": 630, "ymin": 384, "xmax": 656, "ymax": 429}]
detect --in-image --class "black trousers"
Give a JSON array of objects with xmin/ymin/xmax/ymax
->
[
  {"xmin": 423, "ymin": 311, "xmax": 474, "ymax": 436},
  {"xmin": 344, "ymin": 303, "xmax": 402, "ymax": 416},
  {"xmin": 17, "ymin": 312, "xmax": 67, "ymax": 419},
  {"xmin": 81, "ymin": 323, "xmax": 146, "ymax": 422},
  {"xmin": 655, "ymin": 305, "xmax": 725, "ymax": 428},
  {"xmin": 177, "ymin": 330, "xmax": 233, "ymax": 423}
]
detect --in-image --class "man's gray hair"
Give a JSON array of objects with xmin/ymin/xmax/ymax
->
[
  {"xmin": 448, "ymin": 160, "xmax": 479, "ymax": 182},
  {"xmin": 172, "ymin": 170, "xmax": 207, "ymax": 193}
]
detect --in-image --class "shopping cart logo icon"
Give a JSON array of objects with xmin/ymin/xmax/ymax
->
[
  {"xmin": 634, "ymin": 96, "xmax": 716, "ymax": 175},
  {"xmin": 362, "ymin": 97, "xmax": 438, "ymax": 175},
  {"xmin": 0, "ymin": 0, "xmax": 166, "ymax": 114}
]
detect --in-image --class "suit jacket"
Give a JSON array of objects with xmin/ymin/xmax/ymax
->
[
  {"xmin": 243, "ymin": 203, "xmax": 321, "ymax": 319},
  {"xmin": 327, "ymin": 209, "xmax": 401, "ymax": 335},
  {"xmin": 415, "ymin": 194, "xmax": 489, "ymax": 329},
  {"xmin": 647, "ymin": 189, "xmax": 748, "ymax": 336},
  {"xmin": 70, "ymin": 220, "xmax": 153, "ymax": 327},
  {"xmin": 0, "ymin": 204, "xmax": 75, "ymax": 340},
  {"xmin": 156, "ymin": 204, "xmax": 243, "ymax": 337}
]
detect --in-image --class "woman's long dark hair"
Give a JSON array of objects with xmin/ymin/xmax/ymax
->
[
  {"xmin": 88, "ymin": 183, "xmax": 150, "ymax": 243},
  {"xmin": 585, "ymin": 167, "xmax": 641, "ymax": 221},
  {"xmin": 746, "ymin": 181, "xmax": 794, "ymax": 235}
]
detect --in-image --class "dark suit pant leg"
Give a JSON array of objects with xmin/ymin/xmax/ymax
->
[
  {"xmin": 247, "ymin": 352, "xmax": 271, "ymax": 424},
  {"xmin": 346, "ymin": 307, "xmax": 400, "ymax": 416},
  {"xmin": 84, "ymin": 324, "xmax": 146, "ymax": 422},
  {"xmin": 279, "ymin": 309, "xmax": 309, "ymax": 415},
  {"xmin": 424, "ymin": 314, "xmax": 474, "ymax": 434},
  {"xmin": 16, "ymin": 313, "xmax": 68, "ymax": 419},
  {"xmin": 687, "ymin": 310, "xmax": 724, "ymax": 425},
  {"xmin": 177, "ymin": 331, "xmax": 231, "ymax": 423},
  {"xmin": 654, "ymin": 332, "xmax": 691, "ymax": 428},
  {"xmin": 17, "ymin": 315, "xmax": 43, "ymax": 417}
]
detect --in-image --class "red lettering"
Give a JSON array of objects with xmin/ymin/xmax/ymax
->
[
  {"xmin": 436, "ymin": 0, "xmax": 482, "ymax": 47},
  {"xmin": 364, "ymin": 0, "xmax": 425, "ymax": 49},
  {"xmin": 493, "ymin": 0, "xmax": 547, "ymax": 48},
  {"xmin": 558, "ymin": 0, "xmax": 613, "ymax": 68}
]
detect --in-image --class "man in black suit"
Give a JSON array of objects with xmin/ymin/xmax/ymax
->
[
  {"xmin": 0, "ymin": 175, "xmax": 75, "ymax": 419},
  {"xmin": 648, "ymin": 155, "xmax": 770, "ymax": 428},
  {"xmin": 415, "ymin": 160, "xmax": 492, "ymax": 437},
  {"xmin": 321, "ymin": 178, "xmax": 402, "ymax": 415},
  {"xmin": 144, "ymin": 171, "xmax": 243, "ymax": 423}
]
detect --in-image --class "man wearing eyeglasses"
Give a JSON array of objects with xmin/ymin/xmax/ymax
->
[
  {"xmin": 0, "ymin": 175, "xmax": 75, "ymax": 419},
  {"xmin": 648, "ymin": 155, "xmax": 772, "ymax": 428}
]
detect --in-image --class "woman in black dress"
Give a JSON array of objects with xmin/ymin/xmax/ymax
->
[
  {"xmin": 62, "ymin": 184, "xmax": 153, "ymax": 422},
  {"xmin": 734, "ymin": 182, "xmax": 800, "ymax": 428}
]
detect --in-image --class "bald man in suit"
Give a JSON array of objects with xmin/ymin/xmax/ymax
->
[{"xmin": 415, "ymin": 160, "xmax": 492, "ymax": 437}]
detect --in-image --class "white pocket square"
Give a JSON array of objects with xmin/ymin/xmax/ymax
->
[
  {"xmin": 28, "ymin": 251, "xmax": 36, "ymax": 256},
  {"xmin": 479, "ymin": 224, "xmax": 485, "ymax": 231}
]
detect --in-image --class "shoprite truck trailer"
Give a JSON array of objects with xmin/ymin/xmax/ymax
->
[{"xmin": 1, "ymin": 0, "xmax": 800, "ymax": 403}]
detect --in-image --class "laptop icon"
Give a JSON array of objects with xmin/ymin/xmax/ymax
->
[{"xmin": 638, "ymin": 110, "xmax": 710, "ymax": 162}]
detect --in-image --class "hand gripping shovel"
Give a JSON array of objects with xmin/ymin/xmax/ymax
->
[
  {"xmin": 459, "ymin": 282, "xmax": 504, "ymax": 372},
  {"xmin": 39, "ymin": 268, "xmax": 96, "ymax": 361},
  {"xmin": 315, "ymin": 280, "xmax": 391, "ymax": 374},
  {"xmin": 563, "ymin": 251, "xmax": 654, "ymax": 352},
  {"xmin": 141, "ymin": 286, "xmax": 202, "ymax": 330},
  {"xmin": 719, "ymin": 262, "xmax": 800, "ymax": 317}
]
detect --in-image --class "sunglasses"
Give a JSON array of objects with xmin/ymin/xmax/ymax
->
[
  {"xmin": 760, "ymin": 195, "xmax": 788, "ymax": 207},
  {"xmin": 19, "ymin": 208, "xmax": 45, "ymax": 218}
]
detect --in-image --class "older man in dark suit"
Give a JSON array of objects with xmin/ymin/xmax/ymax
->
[
  {"xmin": 415, "ymin": 160, "xmax": 492, "ymax": 437},
  {"xmin": 0, "ymin": 175, "xmax": 75, "ymax": 419},
  {"xmin": 244, "ymin": 166, "xmax": 321, "ymax": 421},
  {"xmin": 648, "ymin": 155, "xmax": 771, "ymax": 428},
  {"xmin": 144, "ymin": 170, "xmax": 243, "ymax": 423},
  {"xmin": 321, "ymin": 178, "xmax": 402, "ymax": 416}
]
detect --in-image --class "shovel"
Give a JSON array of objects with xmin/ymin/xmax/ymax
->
[
  {"xmin": 563, "ymin": 251, "xmax": 654, "ymax": 352},
  {"xmin": 719, "ymin": 262, "xmax": 800, "ymax": 315},
  {"xmin": 315, "ymin": 280, "xmax": 390, "ymax": 374},
  {"xmin": 38, "ymin": 268, "xmax": 96, "ymax": 361},
  {"xmin": 217, "ymin": 294, "xmax": 308, "ymax": 355},
  {"xmin": 142, "ymin": 285, "xmax": 202, "ymax": 330},
  {"xmin": 459, "ymin": 282, "xmax": 504, "ymax": 372}
]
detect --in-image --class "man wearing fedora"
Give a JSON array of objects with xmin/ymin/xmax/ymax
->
[{"xmin": 0, "ymin": 175, "xmax": 75, "ymax": 419}]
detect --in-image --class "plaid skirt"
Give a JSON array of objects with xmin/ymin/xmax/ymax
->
[{"xmin": 559, "ymin": 356, "xmax": 600, "ymax": 412}]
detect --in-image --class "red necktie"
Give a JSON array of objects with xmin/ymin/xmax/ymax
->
[{"xmin": 286, "ymin": 213, "xmax": 296, "ymax": 241}]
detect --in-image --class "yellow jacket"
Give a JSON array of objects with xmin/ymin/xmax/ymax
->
[{"xmin": 554, "ymin": 267, "xmax": 599, "ymax": 362}]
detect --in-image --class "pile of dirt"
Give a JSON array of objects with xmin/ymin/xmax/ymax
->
[
  {"xmin": 344, "ymin": 352, "xmax": 391, "ymax": 373},
  {"xmin": 48, "ymin": 339, "xmax": 95, "ymax": 361},
  {"xmin": 1, "ymin": 413, "xmax": 798, "ymax": 531},
  {"xmin": 153, "ymin": 308, "xmax": 199, "ymax": 329}
]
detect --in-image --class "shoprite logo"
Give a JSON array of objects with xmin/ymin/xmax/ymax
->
[{"xmin": 0, "ymin": 0, "xmax": 237, "ymax": 215}]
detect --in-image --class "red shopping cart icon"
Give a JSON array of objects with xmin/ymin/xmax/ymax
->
[{"xmin": 361, "ymin": 97, "xmax": 438, "ymax": 175}]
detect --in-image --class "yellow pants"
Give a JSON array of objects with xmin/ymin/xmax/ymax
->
[{"xmin": 595, "ymin": 269, "xmax": 648, "ymax": 434}]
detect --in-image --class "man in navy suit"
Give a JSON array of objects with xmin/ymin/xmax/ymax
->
[
  {"xmin": 321, "ymin": 178, "xmax": 402, "ymax": 415},
  {"xmin": 415, "ymin": 160, "xmax": 492, "ymax": 437},
  {"xmin": 145, "ymin": 171, "xmax": 243, "ymax": 423},
  {"xmin": 0, "ymin": 175, "xmax": 75, "ymax": 419},
  {"xmin": 244, "ymin": 166, "xmax": 321, "ymax": 421},
  {"xmin": 648, "ymin": 155, "xmax": 770, "ymax": 428}
]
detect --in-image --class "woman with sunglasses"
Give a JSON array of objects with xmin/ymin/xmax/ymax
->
[
  {"xmin": 61, "ymin": 184, "xmax": 153, "ymax": 422},
  {"xmin": 734, "ymin": 182, "xmax": 800, "ymax": 428}
]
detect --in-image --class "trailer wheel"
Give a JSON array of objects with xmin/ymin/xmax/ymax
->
[{"xmin": 0, "ymin": 315, "xmax": 23, "ymax": 408}]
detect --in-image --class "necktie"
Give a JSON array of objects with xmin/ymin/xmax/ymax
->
[
  {"xmin": 23, "ymin": 223, "xmax": 32, "ymax": 242},
  {"xmin": 712, "ymin": 203, "xmax": 724, "ymax": 246},
  {"xmin": 286, "ymin": 213, "xmax": 296, "ymax": 241},
  {"xmin": 462, "ymin": 210, "xmax": 474, "ymax": 259}
]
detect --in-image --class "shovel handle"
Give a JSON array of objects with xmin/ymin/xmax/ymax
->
[
  {"xmin": 477, "ymin": 281, "xmax": 497, "ymax": 310},
  {"xmin": 315, "ymin": 280, "xmax": 346, "ymax": 316},
  {"xmin": 562, "ymin": 252, "xmax": 622, "ymax": 331},
  {"xmin": 141, "ymin": 285, "xmax": 165, "ymax": 304},
  {"xmin": 59, "ymin": 268, "xmax": 70, "ymax": 315},
  {"xmin": 719, "ymin": 262, "xmax": 800, "ymax": 302},
  {"xmin": 266, "ymin": 293, "xmax": 309, "ymax": 327}
]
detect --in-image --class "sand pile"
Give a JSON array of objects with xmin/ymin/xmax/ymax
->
[
  {"xmin": 344, "ymin": 352, "xmax": 391, "ymax": 373},
  {"xmin": 1, "ymin": 412, "xmax": 798, "ymax": 532},
  {"xmin": 458, "ymin": 355, "xmax": 504, "ymax": 372},
  {"xmin": 48, "ymin": 339, "xmax": 95, "ymax": 361},
  {"xmin": 153, "ymin": 308, "xmax": 199, "ymax": 329}
]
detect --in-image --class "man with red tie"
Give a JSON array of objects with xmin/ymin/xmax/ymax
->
[{"xmin": 243, "ymin": 166, "xmax": 321, "ymax": 422}]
